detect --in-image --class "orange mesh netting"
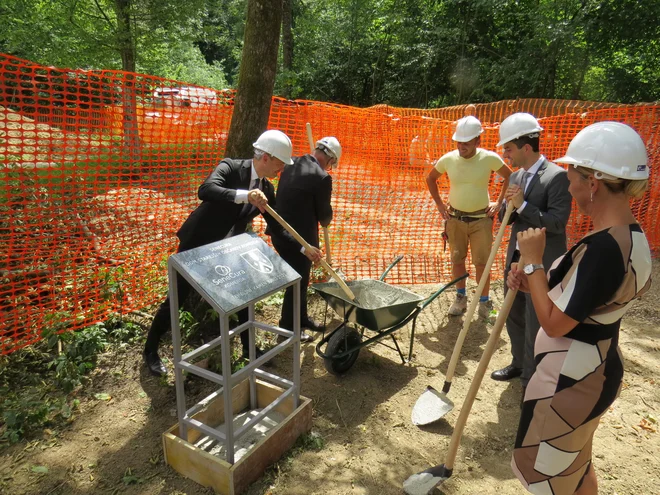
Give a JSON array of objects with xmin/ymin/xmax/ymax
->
[{"xmin": 1, "ymin": 53, "xmax": 658, "ymax": 353}]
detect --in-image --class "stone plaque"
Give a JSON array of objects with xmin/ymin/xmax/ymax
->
[{"xmin": 170, "ymin": 233, "xmax": 300, "ymax": 315}]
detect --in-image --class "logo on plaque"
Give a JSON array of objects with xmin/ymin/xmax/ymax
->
[
  {"xmin": 214, "ymin": 265, "xmax": 231, "ymax": 276},
  {"xmin": 240, "ymin": 249, "xmax": 274, "ymax": 274}
]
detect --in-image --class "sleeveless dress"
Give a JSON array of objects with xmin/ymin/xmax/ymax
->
[{"xmin": 511, "ymin": 224, "xmax": 652, "ymax": 494}]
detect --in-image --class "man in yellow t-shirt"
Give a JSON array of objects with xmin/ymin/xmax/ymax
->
[{"xmin": 426, "ymin": 116, "xmax": 512, "ymax": 316}]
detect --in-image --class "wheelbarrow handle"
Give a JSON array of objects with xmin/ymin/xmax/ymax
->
[
  {"xmin": 378, "ymin": 255, "xmax": 405, "ymax": 281},
  {"xmin": 264, "ymin": 204, "xmax": 357, "ymax": 302},
  {"xmin": 420, "ymin": 273, "xmax": 469, "ymax": 310}
]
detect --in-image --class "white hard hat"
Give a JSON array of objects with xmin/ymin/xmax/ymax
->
[
  {"xmin": 253, "ymin": 130, "xmax": 294, "ymax": 165},
  {"xmin": 497, "ymin": 113, "xmax": 544, "ymax": 147},
  {"xmin": 452, "ymin": 116, "xmax": 483, "ymax": 142},
  {"xmin": 555, "ymin": 121, "xmax": 649, "ymax": 180},
  {"xmin": 316, "ymin": 136, "xmax": 342, "ymax": 167}
]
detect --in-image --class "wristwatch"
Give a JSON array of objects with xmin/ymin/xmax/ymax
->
[{"xmin": 523, "ymin": 263, "xmax": 544, "ymax": 275}]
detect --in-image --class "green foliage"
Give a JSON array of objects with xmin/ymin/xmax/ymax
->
[
  {"xmin": 0, "ymin": 313, "xmax": 149, "ymax": 444},
  {"xmin": 0, "ymin": 345, "xmax": 81, "ymax": 444},
  {"xmin": 2, "ymin": 0, "xmax": 657, "ymax": 104},
  {"xmin": 44, "ymin": 324, "xmax": 108, "ymax": 393}
]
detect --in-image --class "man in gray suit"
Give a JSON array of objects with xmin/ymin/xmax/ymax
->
[{"xmin": 490, "ymin": 113, "xmax": 572, "ymax": 394}]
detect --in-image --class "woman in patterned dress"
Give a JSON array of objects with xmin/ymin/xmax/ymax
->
[{"xmin": 506, "ymin": 122, "xmax": 652, "ymax": 495}]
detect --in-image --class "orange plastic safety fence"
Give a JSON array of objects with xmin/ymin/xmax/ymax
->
[{"xmin": 1, "ymin": 53, "xmax": 658, "ymax": 354}]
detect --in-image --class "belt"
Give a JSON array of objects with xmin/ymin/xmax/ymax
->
[{"xmin": 449, "ymin": 206, "xmax": 488, "ymax": 223}]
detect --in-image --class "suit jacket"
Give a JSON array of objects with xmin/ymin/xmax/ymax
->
[
  {"xmin": 268, "ymin": 154, "xmax": 333, "ymax": 251},
  {"xmin": 502, "ymin": 159, "xmax": 572, "ymax": 270},
  {"xmin": 176, "ymin": 158, "xmax": 298, "ymax": 252}
]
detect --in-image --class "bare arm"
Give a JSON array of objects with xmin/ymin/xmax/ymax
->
[
  {"xmin": 495, "ymin": 164, "xmax": 512, "ymax": 204},
  {"xmin": 426, "ymin": 167, "xmax": 449, "ymax": 220},
  {"xmin": 488, "ymin": 164, "xmax": 513, "ymax": 217}
]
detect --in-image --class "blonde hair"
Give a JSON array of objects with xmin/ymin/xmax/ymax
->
[{"xmin": 572, "ymin": 165, "xmax": 648, "ymax": 199}]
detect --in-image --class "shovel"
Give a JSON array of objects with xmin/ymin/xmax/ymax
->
[
  {"xmin": 403, "ymin": 286, "xmax": 519, "ymax": 494},
  {"xmin": 264, "ymin": 204, "xmax": 356, "ymax": 302},
  {"xmin": 411, "ymin": 201, "xmax": 515, "ymax": 425}
]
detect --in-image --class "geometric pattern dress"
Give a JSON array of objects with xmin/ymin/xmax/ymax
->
[{"xmin": 512, "ymin": 224, "xmax": 652, "ymax": 495}]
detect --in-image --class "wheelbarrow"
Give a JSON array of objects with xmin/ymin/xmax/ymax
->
[{"xmin": 312, "ymin": 256, "xmax": 467, "ymax": 375}]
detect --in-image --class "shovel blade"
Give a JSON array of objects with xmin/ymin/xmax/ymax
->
[
  {"xmin": 403, "ymin": 464, "xmax": 452, "ymax": 495},
  {"xmin": 411, "ymin": 386, "xmax": 454, "ymax": 426}
]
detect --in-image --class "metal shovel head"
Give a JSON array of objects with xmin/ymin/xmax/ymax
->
[
  {"xmin": 403, "ymin": 464, "xmax": 452, "ymax": 495},
  {"xmin": 411, "ymin": 386, "xmax": 454, "ymax": 426}
]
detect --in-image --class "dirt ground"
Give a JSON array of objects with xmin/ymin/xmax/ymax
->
[{"xmin": 1, "ymin": 262, "xmax": 659, "ymax": 495}]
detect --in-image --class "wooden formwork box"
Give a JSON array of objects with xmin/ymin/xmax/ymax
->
[{"xmin": 162, "ymin": 379, "xmax": 312, "ymax": 495}]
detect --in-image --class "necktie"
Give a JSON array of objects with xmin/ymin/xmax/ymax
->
[{"xmin": 520, "ymin": 171, "xmax": 532, "ymax": 192}]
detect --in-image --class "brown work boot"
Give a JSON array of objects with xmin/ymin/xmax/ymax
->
[
  {"xmin": 478, "ymin": 299, "xmax": 494, "ymax": 318},
  {"xmin": 448, "ymin": 293, "xmax": 468, "ymax": 316}
]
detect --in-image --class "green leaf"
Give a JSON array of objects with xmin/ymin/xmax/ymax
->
[
  {"xmin": 94, "ymin": 393, "xmax": 111, "ymax": 401},
  {"xmin": 31, "ymin": 466, "xmax": 49, "ymax": 474}
]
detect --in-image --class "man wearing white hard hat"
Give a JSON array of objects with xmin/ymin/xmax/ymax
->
[
  {"xmin": 143, "ymin": 130, "xmax": 323, "ymax": 376},
  {"xmin": 427, "ymin": 115, "xmax": 512, "ymax": 317},
  {"xmin": 490, "ymin": 113, "xmax": 572, "ymax": 392},
  {"xmin": 269, "ymin": 137, "xmax": 341, "ymax": 342}
]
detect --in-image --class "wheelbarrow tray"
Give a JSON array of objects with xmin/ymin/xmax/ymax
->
[{"xmin": 311, "ymin": 279, "xmax": 425, "ymax": 331}]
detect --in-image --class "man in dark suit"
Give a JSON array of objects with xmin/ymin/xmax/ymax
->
[
  {"xmin": 269, "ymin": 137, "xmax": 340, "ymax": 342},
  {"xmin": 490, "ymin": 114, "xmax": 572, "ymax": 392},
  {"xmin": 143, "ymin": 130, "xmax": 322, "ymax": 376}
]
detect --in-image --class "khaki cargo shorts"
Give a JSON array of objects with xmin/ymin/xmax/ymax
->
[{"xmin": 446, "ymin": 216, "xmax": 493, "ymax": 265}]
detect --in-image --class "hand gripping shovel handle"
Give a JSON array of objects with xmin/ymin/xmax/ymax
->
[
  {"xmin": 403, "ymin": 287, "xmax": 519, "ymax": 494},
  {"xmin": 264, "ymin": 204, "xmax": 357, "ymax": 302},
  {"xmin": 442, "ymin": 201, "xmax": 515, "ymax": 393}
]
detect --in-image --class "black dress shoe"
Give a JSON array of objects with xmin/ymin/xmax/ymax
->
[
  {"xmin": 241, "ymin": 346, "xmax": 265, "ymax": 360},
  {"xmin": 143, "ymin": 350, "xmax": 168, "ymax": 377},
  {"xmin": 490, "ymin": 364, "xmax": 523, "ymax": 381},
  {"xmin": 302, "ymin": 318, "xmax": 324, "ymax": 333}
]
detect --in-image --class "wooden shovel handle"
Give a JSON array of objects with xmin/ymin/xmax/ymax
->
[
  {"xmin": 306, "ymin": 122, "xmax": 315, "ymax": 153},
  {"xmin": 265, "ymin": 204, "xmax": 356, "ymax": 301},
  {"xmin": 323, "ymin": 227, "xmax": 332, "ymax": 265},
  {"xmin": 444, "ymin": 201, "xmax": 515, "ymax": 387},
  {"xmin": 444, "ymin": 286, "xmax": 519, "ymax": 470}
]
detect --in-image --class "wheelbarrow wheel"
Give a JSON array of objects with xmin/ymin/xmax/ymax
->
[{"xmin": 324, "ymin": 325, "xmax": 362, "ymax": 375}]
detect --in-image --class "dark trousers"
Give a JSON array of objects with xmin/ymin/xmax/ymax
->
[
  {"xmin": 275, "ymin": 244, "xmax": 312, "ymax": 330},
  {"xmin": 504, "ymin": 252, "xmax": 541, "ymax": 387},
  {"xmin": 144, "ymin": 272, "xmax": 249, "ymax": 354}
]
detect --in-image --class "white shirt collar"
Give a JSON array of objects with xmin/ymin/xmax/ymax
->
[
  {"xmin": 526, "ymin": 155, "xmax": 545, "ymax": 175},
  {"xmin": 250, "ymin": 163, "xmax": 259, "ymax": 182}
]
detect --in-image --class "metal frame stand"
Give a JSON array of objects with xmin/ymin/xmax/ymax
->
[{"xmin": 167, "ymin": 235, "xmax": 301, "ymax": 464}]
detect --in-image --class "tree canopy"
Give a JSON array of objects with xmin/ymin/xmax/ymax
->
[{"xmin": 1, "ymin": 0, "xmax": 658, "ymax": 106}]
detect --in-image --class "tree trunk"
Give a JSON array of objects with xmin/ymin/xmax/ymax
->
[
  {"xmin": 113, "ymin": 0, "xmax": 142, "ymax": 170},
  {"xmin": 281, "ymin": 0, "xmax": 294, "ymax": 99},
  {"xmin": 225, "ymin": 0, "xmax": 284, "ymax": 158}
]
